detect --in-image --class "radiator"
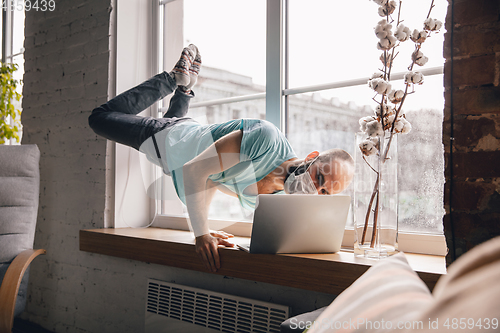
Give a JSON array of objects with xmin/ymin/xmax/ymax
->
[{"xmin": 145, "ymin": 279, "xmax": 289, "ymax": 333}]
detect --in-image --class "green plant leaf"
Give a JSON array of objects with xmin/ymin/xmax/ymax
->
[{"xmin": 0, "ymin": 62, "xmax": 22, "ymax": 143}]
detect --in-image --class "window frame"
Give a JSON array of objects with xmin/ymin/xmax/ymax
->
[
  {"xmin": 113, "ymin": 0, "xmax": 447, "ymax": 256},
  {"xmin": 2, "ymin": 2, "xmax": 25, "ymax": 145}
]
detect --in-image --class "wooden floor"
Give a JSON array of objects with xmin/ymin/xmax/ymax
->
[{"xmin": 13, "ymin": 318, "xmax": 55, "ymax": 333}]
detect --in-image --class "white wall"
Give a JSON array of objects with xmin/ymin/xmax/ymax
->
[{"xmin": 21, "ymin": 1, "xmax": 336, "ymax": 332}]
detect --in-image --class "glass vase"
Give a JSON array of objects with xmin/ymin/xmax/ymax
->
[{"xmin": 354, "ymin": 132, "xmax": 399, "ymax": 259}]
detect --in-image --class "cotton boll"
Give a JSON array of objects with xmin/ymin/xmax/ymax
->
[
  {"xmin": 423, "ymin": 18, "xmax": 436, "ymax": 31},
  {"xmin": 371, "ymin": 72, "xmax": 384, "ymax": 80},
  {"xmin": 377, "ymin": 35, "xmax": 397, "ymax": 50},
  {"xmin": 412, "ymin": 50, "xmax": 429, "ymax": 66},
  {"xmin": 404, "ymin": 71, "xmax": 414, "ymax": 84},
  {"xmin": 368, "ymin": 78, "xmax": 392, "ymax": 94},
  {"xmin": 380, "ymin": 80, "xmax": 392, "ymax": 94},
  {"xmin": 400, "ymin": 118, "xmax": 412, "ymax": 134},
  {"xmin": 359, "ymin": 139, "xmax": 378, "ymax": 156},
  {"xmin": 375, "ymin": 104, "xmax": 387, "ymax": 117},
  {"xmin": 388, "ymin": 35, "xmax": 397, "ymax": 47},
  {"xmin": 424, "ymin": 18, "xmax": 443, "ymax": 31},
  {"xmin": 375, "ymin": 19, "xmax": 392, "ymax": 39},
  {"xmin": 410, "ymin": 29, "xmax": 428, "ymax": 43},
  {"xmin": 378, "ymin": 6, "xmax": 387, "ymax": 17},
  {"xmin": 377, "ymin": 38, "xmax": 389, "ymax": 50},
  {"xmin": 434, "ymin": 20, "xmax": 443, "ymax": 31},
  {"xmin": 393, "ymin": 118, "xmax": 405, "ymax": 133},
  {"xmin": 366, "ymin": 120, "xmax": 384, "ymax": 137},
  {"xmin": 415, "ymin": 54, "xmax": 428, "ymax": 66},
  {"xmin": 375, "ymin": 25, "xmax": 388, "ymax": 39},
  {"xmin": 359, "ymin": 116, "xmax": 376, "ymax": 133},
  {"xmin": 404, "ymin": 72, "xmax": 411, "ymax": 83},
  {"xmin": 375, "ymin": 30, "xmax": 388, "ymax": 40},
  {"xmin": 378, "ymin": 3, "xmax": 396, "ymax": 17},
  {"xmin": 373, "ymin": 0, "xmax": 389, "ymax": 5},
  {"xmin": 388, "ymin": 89, "xmax": 405, "ymax": 103},
  {"xmin": 412, "ymin": 71, "xmax": 424, "ymax": 84},
  {"xmin": 393, "ymin": 118, "xmax": 412, "ymax": 134},
  {"xmin": 378, "ymin": 0, "xmax": 397, "ymax": 16},
  {"xmin": 395, "ymin": 24, "xmax": 411, "ymax": 42},
  {"xmin": 404, "ymin": 71, "xmax": 424, "ymax": 85}
]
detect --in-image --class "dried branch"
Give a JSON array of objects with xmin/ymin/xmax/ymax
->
[
  {"xmin": 359, "ymin": 0, "xmax": 439, "ymax": 252},
  {"xmin": 427, "ymin": 0, "xmax": 435, "ymax": 19},
  {"xmin": 361, "ymin": 177, "xmax": 379, "ymax": 245}
]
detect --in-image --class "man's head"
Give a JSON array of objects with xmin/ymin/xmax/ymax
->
[{"xmin": 306, "ymin": 148, "xmax": 354, "ymax": 195}]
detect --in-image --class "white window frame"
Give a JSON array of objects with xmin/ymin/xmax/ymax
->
[
  {"xmin": 112, "ymin": 0, "xmax": 447, "ymax": 256},
  {"xmin": 2, "ymin": 3, "xmax": 25, "ymax": 145}
]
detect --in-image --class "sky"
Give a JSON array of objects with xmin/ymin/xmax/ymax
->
[{"xmin": 183, "ymin": 0, "xmax": 448, "ymax": 111}]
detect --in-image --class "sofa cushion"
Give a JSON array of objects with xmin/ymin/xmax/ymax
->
[
  {"xmin": 306, "ymin": 253, "xmax": 433, "ymax": 333},
  {"xmin": 405, "ymin": 236, "xmax": 500, "ymax": 332}
]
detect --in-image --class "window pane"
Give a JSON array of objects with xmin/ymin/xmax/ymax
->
[
  {"xmin": 183, "ymin": 0, "xmax": 266, "ymax": 88},
  {"xmin": 287, "ymin": 0, "xmax": 446, "ymax": 234},
  {"xmin": 159, "ymin": 1, "xmax": 266, "ymax": 221},
  {"xmin": 286, "ymin": 77, "xmax": 444, "ymax": 234},
  {"xmin": 287, "ymin": 0, "xmax": 447, "ymax": 88},
  {"xmin": 13, "ymin": 7, "xmax": 25, "ymax": 55}
]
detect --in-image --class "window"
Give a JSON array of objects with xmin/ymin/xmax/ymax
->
[
  {"xmin": 154, "ymin": 0, "xmax": 267, "ymax": 225},
  {"xmin": 285, "ymin": 0, "xmax": 446, "ymax": 234},
  {"xmin": 115, "ymin": 0, "xmax": 447, "ymax": 254},
  {"xmin": 2, "ymin": 3, "xmax": 25, "ymax": 145}
]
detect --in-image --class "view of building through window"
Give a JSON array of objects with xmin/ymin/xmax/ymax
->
[{"xmin": 159, "ymin": 0, "xmax": 446, "ymax": 234}]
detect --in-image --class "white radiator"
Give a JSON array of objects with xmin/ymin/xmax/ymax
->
[{"xmin": 145, "ymin": 279, "xmax": 289, "ymax": 333}]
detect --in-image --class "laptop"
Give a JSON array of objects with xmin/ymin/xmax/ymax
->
[{"xmin": 236, "ymin": 194, "xmax": 351, "ymax": 254}]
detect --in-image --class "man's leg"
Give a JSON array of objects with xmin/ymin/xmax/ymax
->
[
  {"xmin": 88, "ymin": 45, "xmax": 199, "ymax": 150},
  {"xmin": 88, "ymin": 71, "xmax": 178, "ymax": 150},
  {"xmin": 164, "ymin": 46, "xmax": 201, "ymax": 119},
  {"xmin": 163, "ymin": 88, "xmax": 193, "ymax": 119}
]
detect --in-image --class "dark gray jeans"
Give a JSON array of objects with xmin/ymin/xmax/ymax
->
[{"xmin": 88, "ymin": 71, "xmax": 194, "ymax": 150}]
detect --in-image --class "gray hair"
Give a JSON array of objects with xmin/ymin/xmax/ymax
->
[{"xmin": 317, "ymin": 149, "xmax": 354, "ymax": 176}]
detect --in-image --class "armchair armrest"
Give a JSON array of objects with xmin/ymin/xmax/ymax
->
[{"xmin": 0, "ymin": 249, "xmax": 46, "ymax": 333}]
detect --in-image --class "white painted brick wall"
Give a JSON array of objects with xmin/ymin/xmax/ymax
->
[{"xmin": 21, "ymin": 1, "xmax": 336, "ymax": 332}]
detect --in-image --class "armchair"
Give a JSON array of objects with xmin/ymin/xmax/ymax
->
[{"xmin": 0, "ymin": 145, "xmax": 46, "ymax": 333}]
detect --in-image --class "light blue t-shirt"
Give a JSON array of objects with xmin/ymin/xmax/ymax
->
[{"xmin": 145, "ymin": 118, "xmax": 297, "ymax": 210}]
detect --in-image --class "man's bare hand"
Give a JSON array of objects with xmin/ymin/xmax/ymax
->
[
  {"xmin": 195, "ymin": 234, "xmax": 235, "ymax": 272},
  {"xmin": 210, "ymin": 230, "xmax": 234, "ymax": 239}
]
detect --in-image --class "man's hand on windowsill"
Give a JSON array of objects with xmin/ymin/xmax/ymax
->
[{"xmin": 195, "ymin": 233, "xmax": 235, "ymax": 272}]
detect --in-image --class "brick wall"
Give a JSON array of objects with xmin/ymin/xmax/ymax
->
[
  {"xmin": 20, "ymin": 1, "xmax": 335, "ymax": 332},
  {"xmin": 443, "ymin": 0, "xmax": 500, "ymax": 264}
]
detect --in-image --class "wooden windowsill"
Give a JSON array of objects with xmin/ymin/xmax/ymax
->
[{"xmin": 79, "ymin": 228, "xmax": 446, "ymax": 295}]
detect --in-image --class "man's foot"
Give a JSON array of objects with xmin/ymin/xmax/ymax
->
[
  {"xmin": 171, "ymin": 44, "xmax": 198, "ymax": 86},
  {"xmin": 184, "ymin": 50, "xmax": 202, "ymax": 91}
]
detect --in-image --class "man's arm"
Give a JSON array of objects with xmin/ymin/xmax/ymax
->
[{"xmin": 182, "ymin": 129, "xmax": 243, "ymax": 272}]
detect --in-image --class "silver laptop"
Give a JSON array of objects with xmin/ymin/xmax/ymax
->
[{"xmin": 237, "ymin": 194, "xmax": 351, "ymax": 254}]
